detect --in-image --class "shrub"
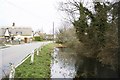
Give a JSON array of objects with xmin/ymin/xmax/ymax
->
[
  {"xmin": 34, "ymin": 36, "xmax": 43, "ymax": 41},
  {"xmin": 56, "ymin": 27, "xmax": 80, "ymax": 44}
]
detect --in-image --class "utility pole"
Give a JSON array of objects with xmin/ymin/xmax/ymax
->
[
  {"xmin": 53, "ymin": 22, "xmax": 54, "ymax": 43},
  {"xmin": 118, "ymin": 1, "xmax": 120, "ymax": 77}
]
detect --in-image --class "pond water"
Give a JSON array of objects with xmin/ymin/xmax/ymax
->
[{"xmin": 51, "ymin": 48, "xmax": 77, "ymax": 78}]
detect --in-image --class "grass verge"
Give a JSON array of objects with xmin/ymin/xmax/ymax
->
[{"xmin": 15, "ymin": 43, "xmax": 57, "ymax": 78}]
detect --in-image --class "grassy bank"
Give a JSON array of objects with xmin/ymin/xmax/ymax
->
[{"xmin": 15, "ymin": 43, "xmax": 57, "ymax": 78}]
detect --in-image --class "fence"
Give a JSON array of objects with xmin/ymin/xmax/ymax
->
[{"xmin": 8, "ymin": 45, "xmax": 44, "ymax": 79}]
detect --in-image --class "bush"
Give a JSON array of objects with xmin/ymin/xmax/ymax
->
[
  {"xmin": 34, "ymin": 36, "xmax": 43, "ymax": 41},
  {"xmin": 56, "ymin": 27, "xmax": 80, "ymax": 49}
]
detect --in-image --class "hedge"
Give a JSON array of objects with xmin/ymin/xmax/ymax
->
[{"xmin": 34, "ymin": 36, "xmax": 43, "ymax": 41}]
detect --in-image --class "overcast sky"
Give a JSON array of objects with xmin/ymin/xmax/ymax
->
[
  {"xmin": 0, "ymin": 0, "xmax": 64, "ymax": 34},
  {"xmin": 0, "ymin": 0, "xmax": 117, "ymax": 34}
]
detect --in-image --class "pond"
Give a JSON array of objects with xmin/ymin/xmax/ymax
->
[{"xmin": 51, "ymin": 48, "xmax": 77, "ymax": 78}]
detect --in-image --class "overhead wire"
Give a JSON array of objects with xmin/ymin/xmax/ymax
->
[{"xmin": 2, "ymin": 0, "xmax": 42, "ymax": 20}]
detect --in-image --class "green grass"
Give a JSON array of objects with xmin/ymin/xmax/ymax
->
[{"xmin": 15, "ymin": 43, "xmax": 56, "ymax": 78}]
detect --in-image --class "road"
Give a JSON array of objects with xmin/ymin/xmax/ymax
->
[{"xmin": 0, "ymin": 41, "xmax": 52, "ymax": 79}]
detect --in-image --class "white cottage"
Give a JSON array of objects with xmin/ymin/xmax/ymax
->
[{"xmin": 0, "ymin": 25, "xmax": 33, "ymax": 43}]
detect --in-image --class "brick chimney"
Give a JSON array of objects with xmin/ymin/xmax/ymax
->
[{"xmin": 12, "ymin": 22, "xmax": 15, "ymax": 26}]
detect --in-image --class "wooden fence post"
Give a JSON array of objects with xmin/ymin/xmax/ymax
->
[
  {"xmin": 9, "ymin": 63, "xmax": 15, "ymax": 80},
  {"xmin": 36, "ymin": 48, "xmax": 39, "ymax": 56},
  {"xmin": 40, "ymin": 47, "xmax": 41, "ymax": 52},
  {"xmin": 30, "ymin": 50, "xmax": 34, "ymax": 64}
]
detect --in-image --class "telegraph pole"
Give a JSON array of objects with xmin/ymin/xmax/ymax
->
[{"xmin": 53, "ymin": 22, "xmax": 54, "ymax": 43}]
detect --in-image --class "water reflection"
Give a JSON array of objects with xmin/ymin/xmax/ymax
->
[{"xmin": 51, "ymin": 48, "xmax": 76, "ymax": 78}]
